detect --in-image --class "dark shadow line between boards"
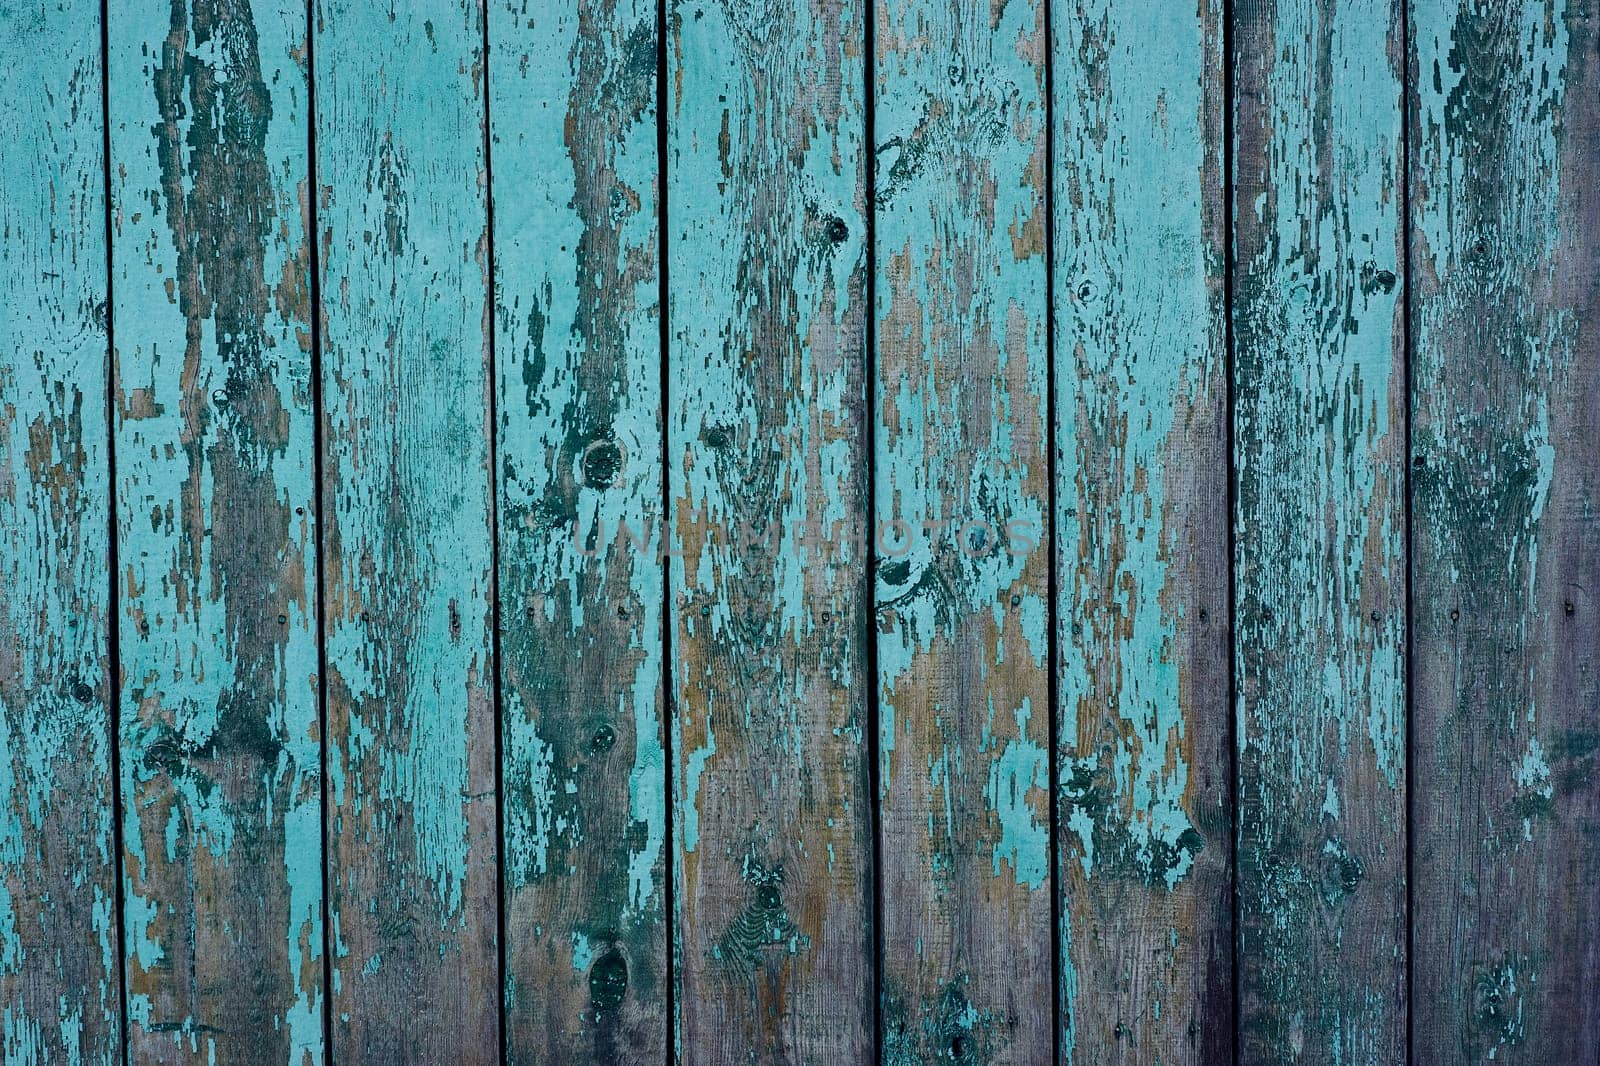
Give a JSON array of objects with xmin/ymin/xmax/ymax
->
[
  {"xmin": 98, "ymin": 1, "xmax": 132, "ymax": 1062},
  {"xmin": 477, "ymin": 3, "xmax": 511, "ymax": 1062},
  {"xmin": 657, "ymin": 0, "xmax": 678, "ymax": 1060},
  {"xmin": 1040, "ymin": 0, "xmax": 1064, "ymax": 1061},
  {"xmin": 304, "ymin": 1, "xmax": 339, "ymax": 1063}
]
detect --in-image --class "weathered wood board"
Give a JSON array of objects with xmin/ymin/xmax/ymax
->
[
  {"xmin": 106, "ymin": 2, "xmax": 323, "ymax": 1059},
  {"xmin": 1409, "ymin": 1, "xmax": 1600, "ymax": 1059},
  {"xmin": 314, "ymin": 0, "xmax": 499, "ymax": 1059},
  {"xmin": 0, "ymin": 3, "xmax": 121, "ymax": 1062},
  {"xmin": 1053, "ymin": 1, "xmax": 1233, "ymax": 1061},
  {"xmin": 873, "ymin": 0, "xmax": 1053, "ymax": 1061},
  {"xmin": 488, "ymin": 0, "xmax": 667, "ymax": 1059},
  {"xmin": 665, "ymin": 0, "xmax": 875, "ymax": 1058},
  {"xmin": 1233, "ymin": 0, "xmax": 1409, "ymax": 1060}
]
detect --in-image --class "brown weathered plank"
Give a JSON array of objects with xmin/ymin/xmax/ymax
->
[
  {"xmin": 315, "ymin": 0, "xmax": 500, "ymax": 1059},
  {"xmin": 872, "ymin": 0, "xmax": 1052, "ymax": 1061},
  {"xmin": 489, "ymin": 0, "xmax": 668, "ymax": 1059},
  {"xmin": 1232, "ymin": 0, "xmax": 1409, "ymax": 1060},
  {"xmin": 665, "ymin": 0, "xmax": 874, "ymax": 1058},
  {"xmin": 0, "ymin": 3, "xmax": 122, "ymax": 1061},
  {"xmin": 107, "ymin": 2, "xmax": 324, "ymax": 1059},
  {"xmin": 1052, "ymin": 1, "xmax": 1233, "ymax": 1060},
  {"xmin": 1409, "ymin": 1, "xmax": 1600, "ymax": 1059}
]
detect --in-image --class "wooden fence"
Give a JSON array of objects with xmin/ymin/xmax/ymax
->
[{"xmin": 1, "ymin": 0, "xmax": 1596, "ymax": 1062}]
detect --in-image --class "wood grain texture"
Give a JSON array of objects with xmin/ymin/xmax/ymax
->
[
  {"xmin": 1232, "ymin": 0, "xmax": 1408, "ymax": 1060},
  {"xmin": 1052, "ymin": 2, "xmax": 1232, "ymax": 1061},
  {"xmin": 872, "ymin": 1, "xmax": 1051, "ymax": 1061},
  {"xmin": 314, "ymin": 0, "xmax": 499, "ymax": 1059},
  {"xmin": 106, "ymin": 2, "xmax": 323, "ymax": 1060},
  {"xmin": 1409, "ymin": 1, "xmax": 1600, "ymax": 1059},
  {"xmin": 488, "ymin": 0, "xmax": 667, "ymax": 1059},
  {"xmin": 666, "ymin": 0, "xmax": 873, "ymax": 1058},
  {"xmin": 0, "ymin": 3, "xmax": 121, "ymax": 1062}
]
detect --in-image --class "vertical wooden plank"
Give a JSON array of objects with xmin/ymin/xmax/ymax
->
[
  {"xmin": 872, "ymin": 1, "xmax": 1051, "ymax": 1061},
  {"xmin": 1232, "ymin": 0, "xmax": 1408, "ymax": 1060},
  {"xmin": 666, "ymin": 0, "xmax": 873, "ymax": 1059},
  {"xmin": 105, "ymin": 2, "xmax": 323, "ymax": 1059},
  {"xmin": 1052, "ymin": 1, "xmax": 1233, "ymax": 1061},
  {"xmin": 0, "ymin": 3, "xmax": 121, "ymax": 1061},
  {"xmin": 488, "ymin": 0, "xmax": 667, "ymax": 1059},
  {"xmin": 315, "ymin": 0, "xmax": 499, "ymax": 1058},
  {"xmin": 1410, "ymin": 2, "xmax": 1600, "ymax": 1059}
]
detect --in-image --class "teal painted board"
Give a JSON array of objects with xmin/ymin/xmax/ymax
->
[
  {"xmin": 487, "ymin": 0, "xmax": 667, "ymax": 1059},
  {"xmin": 106, "ymin": 2, "xmax": 324, "ymax": 1059},
  {"xmin": 872, "ymin": 0, "xmax": 1052, "ymax": 1061},
  {"xmin": 314, "ymin": 0, "xmax": 500, "ymax": 1058},
  {"xmin": 666, "ymin": 0, "xmax": 874, "ymax": 1058},
  {"xmin": 1232, "ymin": 0, "xmax": 1409, "ymax": 1061},
  {"xmin": 1410, "ymin": 1, "xmax": 1600, "ymax": 1059},
  {"xmin": 0, "ymin": 3, "xmax": 121, "ymax": 1062},
  {"xmin": 1052, "ymin": 1, "xmax": 1233, "ymax": 1060}
]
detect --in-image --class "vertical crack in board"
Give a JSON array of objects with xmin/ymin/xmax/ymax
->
[
  {"xmin": 488, "ymin": 0, "xmax": 668, "ymax": 1058},
  {"xmin": 665, "ymin": 0, "xmax": 874, "ymax": 1058},
  {"xmin": 106, "ymin": 3, "xmax": 323, "ymax": 1059},
  {"xmin": 1232, "ymin": 0, "xmax": 1409, "ymax": 1060},
  {"xmin": 1410, "ymin": 1, "xmax": 1600, "ymax": 1058},
  {"xmin": 872, "ymin": 0, "xmax": 1053, "ymax": 1061},
  {"xmin": 0, "ymin": 2, "xmax": 122, "ymax": 1061},
  {"xmin": 314, "ymin": 0, "xmax": 500, "ymax": 1058},
  {"xmin": 1052, "ymin": 1, "xmax": 1234, "ymax": 1060}
]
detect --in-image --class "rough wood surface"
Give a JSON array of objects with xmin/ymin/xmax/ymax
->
[
  {"xmin": 1052, "ymin": 1, "xmax": 1233, "ymax": 1061},
  {"xmin": 1232, "ymin": 0, "xmax": 1409, "ymax": 1060},
  {"xmin": 106, "ymin": 3, "xmax": 323, "ymax": 1059},
  {"xmin": 872, "ymin": 0, "xmax": 1052, "ymax": 1061},
  {"xmin": 1409, "ymin": 1, "xmax": 1600, "ymax": 1059},
  {"xmin": 314, "ymin": 1, "xmax": 499, "ymax": 1059},
  {"xmin": 0, "ymin": 3, "xmax": 122, "ymax": 1062},
  {"xmin": 666, "ymin": 0, "xmax": 874, "ymax": 1058},
  {"xmin": 13, "ymin": 4, "xmax": 1600, "ymax": 1059},
  {"xmin": 489, "ymin": 0, "xmax": 667, "ymax": 1059}
]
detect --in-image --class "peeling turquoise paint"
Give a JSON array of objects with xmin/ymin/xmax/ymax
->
[
  {"xmin": 667, "ymin": 0, "xmax": 873, "ymax": 1056},
  {"xmin": 1233, "ymin": 0, "xmax": 1407, "ymax": 1058},
  {"xmin": 1409, "ymin": 3, "xmax": 1598, "ymax": 1056},
  {"xmin": 985, "ymin": 698, "xmax": 1049, "ymax": 888},
  {"xmin": 490, "ymin": 1, "xmax": 667, "ymax": 1051},
  {"xmin": 874, "ymin": 0, "xmax": 1053, "ymax": 1057},
  {"xmin": 0, "ymin": 1, "xmax": 121, "ymax": 1058},
  {"xmin": 107, "ymin": 1, "xmax": 325, "ymax": 1057},
  {"xmin": 1056, "ymin": 0, "xmax": 1212, "ymax": 891},
  {"xmin": 1051, "ymin": 0, "xmax": 1231, "ymax": 1056},
  {"xmin": 316, "ymin": 0, "xmax": 499, "ymax": 1056}
]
